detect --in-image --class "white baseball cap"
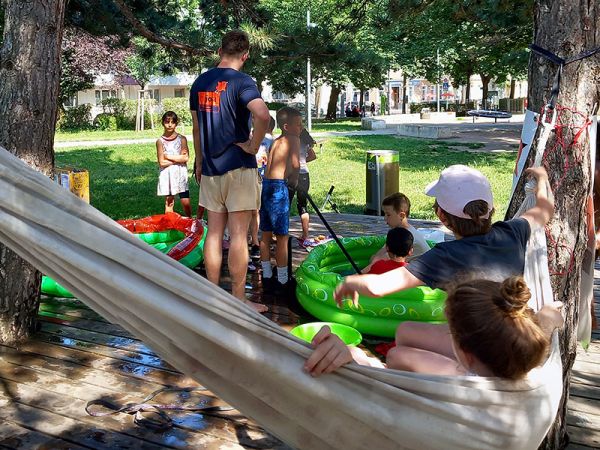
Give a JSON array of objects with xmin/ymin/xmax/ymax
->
[{"xmin": 425, "ymin": 165, "xmax": 493, "ymax": 219}]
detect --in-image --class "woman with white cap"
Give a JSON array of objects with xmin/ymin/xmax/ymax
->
[{"xmin": 331, "ymin": 164, "xmax": 555, "ymax": 373}]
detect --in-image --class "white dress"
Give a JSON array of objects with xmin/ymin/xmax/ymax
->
[{"xmin": 157, "ymin": 134, "xmax": 189, "ymax": 196}]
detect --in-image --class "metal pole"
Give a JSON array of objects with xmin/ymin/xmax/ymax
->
[
  {"xmin": 306, "ymin": 9, "xmax": 312, "ymax": 131},
  {"xmin": 304, "ymin": 191, "xmax": 361, "ymax": 274},
  {"xmin": 436, "ymin": 48, "xmax": 440, "ymax": 113},
  {"xmin": 386, "ymin": 69, "xmax": 391, "ymax": 115}
]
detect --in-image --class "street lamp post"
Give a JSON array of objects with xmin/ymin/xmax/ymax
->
[
  {"xmin": 306, "ymin": 9, "xmax": 312, "ymax": 131},
  {"xmin": 436, "ymin": 48, "xmax": 441, "ymax": 113}
]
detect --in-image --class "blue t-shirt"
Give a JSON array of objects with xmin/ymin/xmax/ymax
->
[
  {"xmin": 406, "ymin": 218, "xmax": 531, "ymax": 289},
  {"xmin": 190, "ymin": 68, "xmax": 262, "ymax": 176}
]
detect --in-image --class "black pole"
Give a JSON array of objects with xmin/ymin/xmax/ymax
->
[{"xmin": 304, "ymin": 191, "xmax": 362, "ymax": 274}]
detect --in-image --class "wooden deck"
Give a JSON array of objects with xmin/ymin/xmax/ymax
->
[{"xmin": 0, "ymin": 213, "xmax": 598, "ymax": 449}]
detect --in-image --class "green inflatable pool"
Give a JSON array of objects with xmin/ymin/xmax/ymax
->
[
  {"xmin": 295, "ymin": 235, "xmax": 447, "ymax": 338},
  {"xmin": 42, "ymin": 227, "xmax": 206, "ymax": 298}
]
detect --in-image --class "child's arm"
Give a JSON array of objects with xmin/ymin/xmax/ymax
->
[
  {"xmin": 156, "ymin": 139, "xmax": 173, "ymax": 168},
  {"xmin": 286, "ymin": 136, "xmax": 301, "ymax": 188},
  {"xmin": 520, "ymin": 167, "xmax": 555, "ymax": 228},
  {"xmin": 306, "ymin": 145, "xmax": 317, "ymax": 162},
  {"xmin": 164, "ymin": 136, "xmax": 189, "ymax": 164},
  {"xmin": 303, "ymin": 326, "xmax": 384, "ymax": 377},
  {"xmin": 334, "ymin": 267, "xmax": 424, "ymax": 307}
]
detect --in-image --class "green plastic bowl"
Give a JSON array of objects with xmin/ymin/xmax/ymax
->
[{"xmin": 290, "ymin": 322, "xmax": 362, "ymax": 346}]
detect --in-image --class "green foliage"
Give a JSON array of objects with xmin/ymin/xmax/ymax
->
[
  {"xmin": 161, "ymin": 98, "xmax": 192, "ymax": 126},
  {"xmin": 93, "ymin": 113, "xmax": 118, "ymax": 131},
  {"xmin": 265, "ymin": 101, "xmax": 287, "ymax": 111},
  {"xmin": 58, "ymin": 104, "xmax": 93, "ymax": 131}
]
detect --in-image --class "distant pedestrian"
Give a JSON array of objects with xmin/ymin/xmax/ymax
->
[{"xmin": 370, "ymin": 102, "xmax": 376, "ymax": 116}]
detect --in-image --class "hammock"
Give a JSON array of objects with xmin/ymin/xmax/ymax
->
[{"xmin": 0, "ymin": 146, "xmax": 562, "ymax": 450}]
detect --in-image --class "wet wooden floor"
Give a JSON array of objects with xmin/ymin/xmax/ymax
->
[{"xmin": 0, "ymin": 213, "xmax": 598, "ymax": 449}]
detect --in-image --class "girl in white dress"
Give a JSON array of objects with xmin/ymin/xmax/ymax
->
[{"xmin": 156, "ymin": 111, "xmax": 191, "ymax": 217}]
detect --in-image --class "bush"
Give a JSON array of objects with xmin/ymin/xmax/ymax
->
[
  {"xmin": 97, "ymin": 97, "xmax": 157, "ymax": 130},
  {"xmin": 59, "ymin": 104, "xmax": 92, "ymax": 131},
  {"xmin": 161, "ymin": 98, "xmax": 192, "ymax": 126},
  {"xmin": 265, "ymin": 101, "xmax": 287, "ymax": 111},
  {"xmin": 409, "ymin": 101, "xmax": 478, "ymax": 114},
  {"xmin": 93, "ymin": 113, "xmax": 118, "ymax": 131}
]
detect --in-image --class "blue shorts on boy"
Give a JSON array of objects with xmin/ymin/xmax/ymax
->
[{"xmin": 260, "ymin": 179, "xmax": 289, "ymax": 235}]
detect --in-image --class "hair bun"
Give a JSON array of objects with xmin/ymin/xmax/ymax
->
[{"xmin": 499, "ymin": 276, "xmax": 531, "ymax": 315}]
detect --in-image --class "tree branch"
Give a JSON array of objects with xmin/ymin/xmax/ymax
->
[{"xmin": 112, "ymin": 0, "xmax": 213, "ymax": 57}]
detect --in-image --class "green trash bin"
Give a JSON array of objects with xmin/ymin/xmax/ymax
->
[{"xmin": 365, "ymin": 150, "xmax": 399, "ymax": 215}]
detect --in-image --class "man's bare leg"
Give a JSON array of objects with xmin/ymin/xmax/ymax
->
[
  {"xmin": 229, "ymin": 210, "xmax": 268, "ymax": 312},
  {"xmin": 204, "ymin": 210, "xmax": 227, "ymax": 286}
]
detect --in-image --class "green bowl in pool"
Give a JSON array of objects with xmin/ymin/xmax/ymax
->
[{"xmin": 290, "ymin": 322, "xmax": 362, "ymax": 346}]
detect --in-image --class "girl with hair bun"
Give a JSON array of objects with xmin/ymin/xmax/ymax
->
[{"xmin": 304, "ymin": 276, "xmax": 563, "ymax": 379}]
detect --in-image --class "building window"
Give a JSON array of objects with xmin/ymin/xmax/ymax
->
[
  {"xmin": 95, "ymin": 89, "xmax": 117, "ymax": 106},
  {"xmin": 364, "ymin": 91, "xmax": 370, "ymax": 102},
  {"xmin": 421, "ymin": 86, "xmax": 426, "ymax": 99},
  {"xmin": 174, "ymin": 88, "xmax": 185, "ymax": 98},
  {"xmin": 63, "ymin": 94, "xmax": 78, "ymax": 108},
  {"xmin": 272, "ymin": 91, "xmax": 288, "ymax": 101}
]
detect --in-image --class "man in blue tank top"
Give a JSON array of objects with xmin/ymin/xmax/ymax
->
[{"xmin": 190, "ymin": 30, "xmax": 271, "ymax": 312}]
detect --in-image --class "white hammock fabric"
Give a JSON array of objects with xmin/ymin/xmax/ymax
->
[{"xmin": 0, "ymin": 147, "xmax": 562, "ymax": 450}]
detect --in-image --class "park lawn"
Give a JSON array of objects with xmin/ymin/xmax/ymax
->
[{"xmin": 55, "ymin": 135, "xmax": 516, "ymax": 221}]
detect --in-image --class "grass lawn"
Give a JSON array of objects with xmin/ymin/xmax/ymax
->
[
  {"xmin": 54, "ymin": 118, "xmax": 363, "ymax": 142},
  {"xmin": 56, "ymin": 135, "xmax": 516, "ymax": 221}
]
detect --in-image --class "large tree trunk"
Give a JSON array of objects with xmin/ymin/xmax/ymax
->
[
  {"xmin": 465, "ymin": 71, "xmax": 472, "ymax": 102},
  {"xmin": 480, "ymin": 74, "xmax": 491, "ymax": 109},
  {"xmin": 325, "ymin": 85, "xmax": 341, "ymax": 121},
  {"xmin": 0, "ymin": 0, "xmax": 66, "ymax": 344},
  {"xmin": 506, "ymin": 1, "xmax": 599, "ymax": 448},
  {"xmin": 510, "ymin": 78, "xmax": 516, "ymax": 99}
]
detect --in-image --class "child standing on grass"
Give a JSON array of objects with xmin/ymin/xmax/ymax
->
[
  {"xmin": 156, "ymin": 111, "xmax": 191, "ymax": 217},
  {"xmin": 367, "ymin": 227, "xmax": 413, "ymax": 274},
  {"xmin": 259, "ymin": 107, "xmax": 301, "ymax": 291}
]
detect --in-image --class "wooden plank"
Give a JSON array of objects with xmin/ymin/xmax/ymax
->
[
  {"xmin": 39, "ymin": 302, "xmax": 108, "ymax": 323},
  {"xmin": 568, "ymin": 409, "xmax": 600, "ymax": 430},
  {"xmin": 567, "ymin": 425, "xmax": 600, "ymax": 449},
  {"xmin": 38, "ymin": 313, "xmax": 136, "ymax": 339},
  {"xmin": 0, "ymin": 393, "xmax": 169, "ymax": 450},
  {"xmin": 0, "ymin": 420, "xmax": 90, "ymax": 450},
  {"xmin": 39, "ymin": 322, "xmax": 159, "ymax": 358},
  {"xmin": 4, "ymin": 340, "xmax": 192, "ymax": 388},
  {"xmin": 0, "ymin": 374, "xmax": 283, "ymax": 449},
  {"xmin": 567, "ymin": 395, "xmax": 600, "ymax": 416}
]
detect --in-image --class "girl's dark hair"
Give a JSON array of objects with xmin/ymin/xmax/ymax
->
[
  {"xmin": 434, "ymin": 199, "xmax": 494, "ymax": 236},
  {"xmin": 162, "ymin": 111, "xmax": 178, "ymax": 125},
  {"xmin": 445, "ymin": 276, "xmax": 549, "ymax": 380}
]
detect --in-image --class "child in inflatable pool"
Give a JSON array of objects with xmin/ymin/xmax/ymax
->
[
  {"xmin": 304, "ymin": 276, "xmax": 563, "ymax": 378},
  {"xmin": 156, "ymin": 111, "xmax": 192, "ymax": 217},
  {"xmin": 334, "ymin": 164, "xmax": 554, "ymax": 373},
  {"xmin": 259, "ymin": 107, "xmax": 301, "ymax": 290},
  {"xmin": 370, "ymin": 193, "xmax": 430, "ymax": 265},
  {"xmin": 366, "ymin": 227, "xmax": 413, "ymax": 274}
]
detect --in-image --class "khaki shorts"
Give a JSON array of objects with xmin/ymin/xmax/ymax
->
[{"xmin": 199, "ymin": 167, "xmax": 261, "ymax": 213}]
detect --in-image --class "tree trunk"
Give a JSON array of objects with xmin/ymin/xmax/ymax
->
[
  {"xmin": 480, "ymin": 74, "xmax": 491, "ymax": 109},
  {"xmin": 325, "ymin": 85, "xmax": 341, "ymax": 121},
  {"xmin": 465, "ymin": 71, "xmax": 472, "ymax": 102},
  {"xmin": 314, "ymin": 85, "xmax": 322, "ymax": 118},
  {"xmin": 0, "ymin": 0, "xmax": 66, "ymax": 344},
  {"xmin": 506, "ymin": 1, "xmax": 599, "ymax": 448},
  {"xmin": 359, "ymin": 90, "xmax": 364, "ymax": 113},
  {"xmin": 402, "ymin": 73, "xmax": 408, "ymax": 114},
  {"xmin": 510, "ymin": 78, "xmax": 516, "ymax": 99}
]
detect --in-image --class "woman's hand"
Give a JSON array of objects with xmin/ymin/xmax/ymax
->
[{"xmin": 304, "ymin": 326, "xmax": 353, "ymax": 376}]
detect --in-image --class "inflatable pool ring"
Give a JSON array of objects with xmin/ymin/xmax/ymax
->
[
  {"xmin": 42, "ymin": 213, "xmax": 206, "ymax": 298},
  {"xmin": 295, "ymin": 235, "xmax": 447, "ymax": 338}
]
